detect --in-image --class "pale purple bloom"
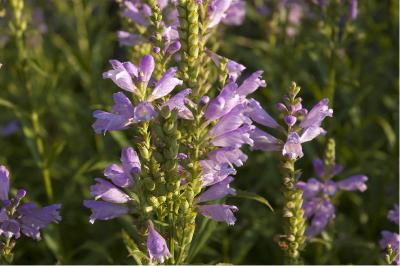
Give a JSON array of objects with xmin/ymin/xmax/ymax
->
[
  {"xmin": 250, "ymin": 128, "xmax": 282, "ymax": 151},
  {"xmin": 204, "ymin": 83, "xmax": 241, "ymax": 122},
  {"xmin": 337, "ymin": 175, "xmax": 368, "ymax": 192},
  {"xmin": 207, "ymin": 0, "xmax": 233, "ymax": 28},
  {"xmin": 211, "ymin": 124, "xmax": 254, "ymax": 148},
  {"xmin": 283, "ymin": 132, "xmax": 303, "ymax": 159},
  {"xmin": 83, "ymin": 200, "xmax": 129, "ymax": 224},
  {"xmin": 0, "ymin": 165, "xmax": 9, "ymax": 201},
  {"xmin": 104, "ymin": 147, "xmax": 139, "ymax": 188},
  {"xmin": 0, "ymin": 219, "xmax": 20, "ymax": 239},
  {"xmin": 197, "ymin": 204, "xmax": 238, "ymax": 225},
  {"xmin": 207, "ymin": 147, "xmax": 247, "ymax": 167},
  {"xmin": 284, "ymin": 115, "xmax": 297, "ymax": 127},
  {"xmin": 388, "ymin": 205, "xmax": 399, "ymax": 225},
  {"xmin": 200, "ymin": 160, "xmax": 236, "ymax": 187},
  {"xmin": 299, "ymin": 98, "xmax": 333, "ymax": 129},
  {"xmin": 147, "ymin": 222, "xmax": 171, "ymax": 263},
  {"xmin": 380, "ymin": 231, "xmax": 400, "ymax": 265},
  {"xmin": 138, "ymin": 54, "xmax": 155, "ymax": 86},
  {"xmin": 299, "ymin": 158, "xmax": 368, "ymax": 238},
  {"xmin": 123, "ymin": 1, "xmax": 149, "ymax": 26},
  {"xmin": 165, "ymin": 40, "xmax": 181, "ymax": 55},
  {"xmin": 164, "ymin": 88, "xmax": 194, "ymax": 119},
  {"xmin": 237, "ymin": 71, "xmax": 266, "ymax": 97},
  {"xmin": 118, "ymin": 31, "xmax": 147, "ymax": 46},
  {"xmin": 103, "ymin": 60, "xmax": 136, "ymax": 92},
  {"xmin": 299, "ymin": 126, "xmax": 326, "ymax": 143},
  {"xmin": 222, "ymin": 0, "xmax": 245, "ymax": 25},
  {"xmin": 149, "ymin": 67, "xmax": 183, "ymax": 101},
  {"xmin": 18, "ymin": 203, "xmax": 61, "ymax": 240},
  {"xmin": 200, "ymin": 96, "xmax": 210, "ymax": 105},
  {"xmin": 134, "ymin": 102, "xmax": 158, "ymax": 122},
  {"xmin": 90, "ymin": 178, "xmax": 130, "ymax": 203},
  {"xmin": 196, "ymin": 176, "xmax": 236, "ymax": 203},
  {"xmin": 92, "ymin": 92, "xmax": 135, "ymax": 134},
  {"xmin": 349, "ymin": 0, "xmax": 358, "ymax": 20},
  {"xmin": 209, "ymin": 104, "xmax": 251, "ymax": 137},
  {"xmin": 246, "ymin": 99, "xmax": 280, "ymax": 129}
]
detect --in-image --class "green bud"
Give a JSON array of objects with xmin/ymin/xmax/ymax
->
[
  {"xmin": 143, "ymin": 178, "xmax": 156, "ymax": 191},
  {"xmin": 160, "ymin": 106, "xmax": 171, "ymax": 119},
  {"xmin": 148, "ymin": 196, "xmax": 159, "ymax": 207}
]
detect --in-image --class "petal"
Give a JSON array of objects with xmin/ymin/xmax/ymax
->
[
  {"xmin": 83, "ymin": 200, "xmax": 128, "ymax": 224},
  {"xmin": 196, "ymin": 176, "xmax": 236, "ymax": 203},
  {"xmin": 0, "ymin": 165, "xmax": 9, "ymax": 201},
  {"xmin": 150, "ymin": 67, "xmax": 183, "ymax": 101},
  {"xmin": 90, "ymin": 178, "xmax": 130, "ymax": 203},
  {"xmin": 237, "ymin": 70, "xmax": 266, "ymax": 97},
  {"xmin": 249, "ymin": 127, "xmax": 282, "ymax": 151},
  {"xmin": 337, "ymin": 175, "xmax": 368, "ymax": 192},
  {"xmin": 300, "ymin": 126, "xmax": 326, "ymax": 143},
  {"xmin": 197, "ymin": 204, "xmax": 238, "ymax": 225},
  {"xmin": 246, "ymin": 99, "xmax": 279, "ymax": 128}
]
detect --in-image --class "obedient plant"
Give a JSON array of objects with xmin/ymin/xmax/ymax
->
[
  {"xmin": 380, "ymin": 204, "xmax": 399, "ymax": 265},
  {"xmin": 0, "ymin": 165, "xmax": 61, "ymax": 264},
  {"xmin": 297, "ymin": 138, "xmax": 368, "ymax": 237},
  {"xmin": 249, "ymin": 82, "xmax": 333, "ymax": 263},
  {"xmin": 82, "ymin": 0, "xmax": 290, "ymax": 264}
]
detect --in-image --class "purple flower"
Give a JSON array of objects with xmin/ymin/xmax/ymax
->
[
  {"xmin": 103, "ymin": 60, "xmax": 136, "ymax": 92},
  {"xmin": 147, "ymin": 222, "xmax": 171, "ymax": 263},
  {"xmin": 297, "ymin": 178, "xmax": 322, "ymax": 199},
  {"xmin": 207, "ymin": 147, "xmax": 247, "ymax": 167},
  {"xmin": 92, "ymin": 92, "xmax": 135, "ymax": 134},
  {"xmin": 149, "ymin": 67, "xmax": 183, "ymax": 101},
  {"xmin": 250, "ymin": 128, "xmax": 282, "ymax": 151},
  {"xmin": 0, "ymin": 120, "xmax": 19, "ymax": 137},
  {"xmin": 211, "ymin": 124, "xmax": 254, "ymax": 148},
  {"xmin": 246, "ymin": 99, "xmax": 280, "ymax": 129},
  {"xmin": 90, "ymin": 178, "xmax": 130, "ymax": 203},
  {"xmin": 388, "ymin": 205, "xmax": 399, "ymax": 225},
  {"xmin": 165, "ymin": 40, "xmax": 181, "ymax": 55},
  {"xmin": 222, "ymin": 0, "xmax": 245, "ymax": 25},
  {"xmin": 117, "ymin": 31, "xmax": 147, "ymax": 47},
  {"xmin": 134, "ymin": 102, "xmax": 158, "ymax": 122},
  {"xmin": 349, "ymin": 0, "xmax": 358, "ymax": 20},
  {"xmin": 123, "ymin": 1, "xmax": 149, "ymax": 26},
  {"xmin": 380, "ymin": 231, "xmax": 400, "ymax": 264},
  {"xmin": 200, "ymin": 160, "xmax": 236, "ymax": 186},
  {"xmin": 305, "ymin": 199, "xmax": 335, "ymax": 237},
  {"xmin": 196, "ymin": 176, "xmax": 236, "ymax": 203},
  {"xmin": 138, "ymin": 54, "xmax": 155, "ymax": 86},
  {"xmin": 209, "ymin": 104, "xmax": 251, "ymax": 137},
  {"xmin": 0, "ymin": 165, "xmax": 10, "ymax": 201},
  {"xmin": 337, "ymin": 175, "xmax": 368, "ymax": 192},
  {"xmin": 282, "ymin": 132, "xmax": 303, "ymax": 159},
  {"xmin": 164, "ymin": 88, "xmax": 194, "ymax": 119},
  {"xmin": 104, "ymin": 147, "xmax": 140, "ymax": 188},
  {"xmin": 237, "ymin": 70, "xmax": 266, "ymax": 97},
  {"xmin": 299, "ymin": 98, "xmax": 333, "ymax": 130},
  {"xmin": 0, "ymin": 219, "xmax": 20, "ymax": 239},
  {"xmin": 83, "ymin": 200, "xmax": 129, "ymax": 224},
  {"xmin": 204, "ymin": 83, "xmax": 241, "ymax": 122},
  {"xmin": 18, "ymin": 203, "xmax": 62, "ymax": 240},
  {"xmin": 313, "ymin": 159, "xmax": 343, "ymax": 178},
  {"xmin": 197, "ymin": 204, "xmax": 238, "ymax": 225},
  {"xmin": 207, "ymin": 0, "xmax": 233, "ymax": 28},
  {"xmin": 299, "ymin": 126, "xmax": 327, "ymax": 143}
]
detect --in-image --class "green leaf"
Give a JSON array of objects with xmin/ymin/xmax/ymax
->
[
  {"xmin": 0, "ymin": 98, "xmax": 17, "ymax": 110},
  {"xmin": 121, "ymin": 230, "xmax": 148, "ymax": 265},
  {"xmin": 231, "ymin": 190, "xmax": 274, "ymax": 212}
]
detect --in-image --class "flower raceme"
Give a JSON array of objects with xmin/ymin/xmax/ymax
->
[
  {"xmin": 85, "ymin": 53, "xmax": 270, "ymax": 263},
  {"xmin": 379, "ymin": 204, "xmax": 399, "ymax": 265}
]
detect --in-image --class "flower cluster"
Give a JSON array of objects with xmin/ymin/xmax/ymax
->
[
  {"xmin": 0, "ymin": 165, "xmax": 61, "ymax": 262},
  {"xmin": 379, "ymin": 204, "xmax": 399, "ymax": 265},
  {"xmin": 297, "ymin": 158, "xmax": 368, "ymax": 237},
  {"xmin": 118, "ymin": 0, "xmax": 245, "ymax": 48}
]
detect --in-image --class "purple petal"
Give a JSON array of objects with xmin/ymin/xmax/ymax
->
[
  {"xmin": 207, "ymin": 0, "xmax": 233, "ymax": 28},
  {"xmin": 312, "ymin": 159, "xmax": 325, "ymax": 178},
  {"xmin": 117, "ymin": 31, "xmax": 147, "ymax": 47},
  {"xmin": 0, "ymin": 165, "xmax": 9, "ymax": 201},
  {"xmin": 164, "ymin": 89, "xmax": 194, "ymax": 119},
  {"xmin": 18, "ymin": 203, "xmax": 61, "ymax": 240},
  {"xmin": 237, "ymin": 70, "xmax": 266, "ymax": 97},
  {"xmin": 103, "ymin": 60, "xmax": 136, "ymax": 92},
  {"xmin": 123, "ymin": 1, "xmax": 149, "ymax": 26},
  {"xmin": 204, "ymin": 83, "xmax": 241, "ymax": 122},
  {"xmin": 150, "ymin": 67, "xmax": 183, "ymax": 100},
  {"xmin": 207, "ymin": 147, "xmax": 247, "ymax": 167},
  {"xmin": 211, "ymin": 124, "xmax": 254, "ymax": 148},
  {"xmin": 134, "ymin": 102, "xmax": 157, "ymax": 122},
  {"xmin": 282, "ymin": 132, "xmax": 303, "ymax": 159},
  {"xmin": 246, "ymin": 99, "xmax": 280, "ymax": 128},
  {"xmin": 138, "ymin": 55, "xmax": 155, "ymax": 86},
  {"xmin": 196, "ymin": 176, "xmax": 236, "ymax": 203},
  {"xmin": 299, "ymin": 98, "xmax": 333, "ymax": 129},
  {"xmin": 104, "ymin": 164, "xmax": 133, "ymax": 188},
  {"xmin": 297, "ymin": 178, "xmax": 321, "ymax": 199},
  {"xmin": 200, "ymin": 160, "xmax": 236, "ymax": 187},
  {"xmin": 388, "ymin": 204, "xmax": 399, "ymax": 225},
  {"xmin": 209, "ymin": 104, "xmax": 251, "ymax": 138},
  {"xmin": 83, "ymin": 200, "xmax": 128, "ymax": 224},
  {"xmin": 300, "ymin": 126, "xmax": 326, "ymax": 143},
  {"xmin": 121, "ymin": 147, "xmax": 141, "ymax": 175},
  {"xmin": 90, "ymin": 178, "xmax": 130, "ymax": 203},
  {"xmin": 249, "ymin": 128, "xmax": 282, "ymax": 151},
  {"xmin": 147, "ymin": 223, "xmax": 171, "ymax": 263},
  {"xmin": 222, "ymin": 0, "xmax": 245, "ymax": 26},
  {"xmin": 197, "ymin": 204, "xmax": 238, "ymax": 225},
  {"xmin": 0, "ymin": 219, "xmax": 20, "ymax": 239},
  {"xmin": 337, "ymin": 175, "xmax": 368, "ymax": 192}
]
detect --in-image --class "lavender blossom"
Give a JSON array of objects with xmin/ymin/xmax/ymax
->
[
  {"xmin": 380, "ymin": 204, "xmax": 400, "ymax": 265},
  {"xmin": 83, "ymin": 200, "xmax": 129, "ymax": 224},
  {"xmin": 388, "ymin": 204, "xmax": 399, "ymax": 225},
  {"xmin": 0, "ymin": 165, "xmax": 61, "ymax": 241},
  {"xmin": 297, "ymin": 158, "xmax": 368, "ymax": 237},
  {"xmin": 147, "ymin": 222, "xmax": 172, "ymax": 263},
  {"xmin": 197, "ymin": 204, "xmax": 238, "ymax": 225}
]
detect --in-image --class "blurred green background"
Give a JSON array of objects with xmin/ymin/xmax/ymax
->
[{"xmin": 0, "ymin": 0, "xmax": 398, "ymax": 264}]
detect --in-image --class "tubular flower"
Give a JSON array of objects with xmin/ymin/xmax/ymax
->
[
  {"xmin": 379, "ymin": 205, "xmax": 400, "ymax": 265},
  {"xmin": 0, "ymin": 165, "xmax": 61, "ymax": 241},
  {"xmin": 297, "ymin": 158, "xmax": 368, "ymax": 237}
]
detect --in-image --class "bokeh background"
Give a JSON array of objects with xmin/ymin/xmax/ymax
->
[{"xmin": 0, "ymin": 0, "xmax": 398, "ymax": 264}]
